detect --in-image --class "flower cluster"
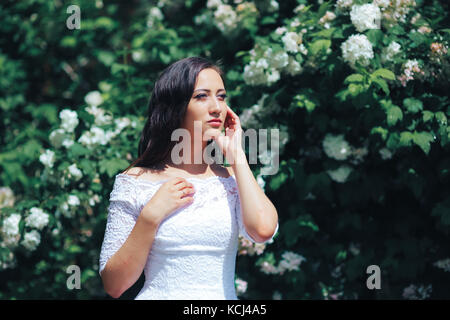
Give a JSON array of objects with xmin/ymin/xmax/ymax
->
[
  {"xmin": 322, "ymin": 134, "xmax": 352, "ymax": 161},
  {"xmin": 235, "ymin": 277, "xmax": 248, "ymax": 295},
  {"xmin": 350, "ymin": 4, "xmax": 381, "ymax": 32},
  {"xmin": 397, "ymin": 59, "xmax": 425, "ymax": 87},
  {"xmin": 381, "ymin": 41, "xmax": 402, "ymax": 63},
  {"xmin": 402, "ymin": 284, "xmax": 432, "ymax": 300},
  {"xmin": 259, "ymin": 251, "xmax": 306, "ymax": 275},
  {"xmin": 1, "ymin": 206, "xmax": 50, "ymax": 262},
  {"xmin": 341, "ymin": 34, "xmax": 374, "ymax": 69},
  {"xmin": 433, "ymin": 258, "xmax": 450, "ymax": 272},
  {"xmin": 198, "ymin": 0, "xmax": 259, "ymax": 36},
  {"xmin": 238, "ymin": 237, "xmax": 266, "ymax": 256}
]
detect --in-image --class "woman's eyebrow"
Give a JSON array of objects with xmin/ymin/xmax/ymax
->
[{"xmin": 194, "ymin": 88, "xmax": 226, "ymax": 93}]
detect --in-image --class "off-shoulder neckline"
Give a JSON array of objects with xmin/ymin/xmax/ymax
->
[{"xmin": 116, "ymin": 173, "xmax": 236, "ymax": 185}]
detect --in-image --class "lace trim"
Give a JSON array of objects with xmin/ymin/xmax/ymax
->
[{"xmin": 116, "ymin": 173, "xmax": 236, "ymax": 185}]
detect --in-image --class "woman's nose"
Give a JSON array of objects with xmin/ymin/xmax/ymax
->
[{"xmin": 209, "ymin": 96, "xmax": 222, "ymax": 112}]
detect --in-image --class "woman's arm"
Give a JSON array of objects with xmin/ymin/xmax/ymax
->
[
  {"xmin": 100, "ymin": 209, "xmax": 160, "ymax": 299},
  {"xmin": 230, "ymin": 149, "xmax": 279, "ymax": 243}
]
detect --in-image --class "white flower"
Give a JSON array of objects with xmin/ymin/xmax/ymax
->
[
  {"xmin": 335, "ymin": 0, "xmax": 353, "ymax": 11},
  {"xmin": 264, "ymin": 48, "xmax": 289, "ymax": 69},
  {"xmin": 25, "ymin": 207, "xmax": 50, "ymax": 230},
  {"xmin": 323, "ymin": 134, "xmax": 352, "ymax": 160},
  {"xmin": 68, "ymin": 164, "xmax": 83, "ymax": 180},
  {"xmin": 147, "ymin": 7, "xmax": 164, "ymax": 28},
  {"xmin": 243, "ymin": 60, "xmax": 268, "ymax": 86},
  {"xmin": 275, "ymin": 26, "xmax": 287, "ymax": 35},
  {"xmin": 0, "ymin": 187, "xmax": 15, "ymax": 208},
  {"xmin": 341, "ymin": 34, "xmax": 374, "ymax": 68},
  {"xmin": 285, "ymin": 55, "xmax": 303, "ymax": 76},
  {"xmin": 114, "ymin": 117, "xmax": 131, "ymax": 134},
  {"xmin": 272, "ymin": 291, "xmax": 282, "ymax": 300},
  {"xmin": 239, "ymin": 104, "xmax": 261, "ymax": 127},
  {"xmin": 327, "ymin": 165, "xmax": 353, "ymax": 183},
  {"xmin": 84, "ymin": 91, "xmax": 103, "ymax": 107},
  {"xmin": 235, "ymin": 278, "xmax": 248, "ymax": 295},
  {"xmin": 277, "ymin": 251, "xmax": 306, "ymax": 274},
  {"xmin": 282, "ymin": 32, "xmax": 302, "ymax": 54},
  {"xmin": 89, "ymin": 194, "xmax": 100, "ymax": 206},
  {"xmin": 2, "ymin": 213, "xmax": 21, "ymax": 237},
  {"xmin": 266, "ymin": 68, "xmax": 280, "ymax": 84},
  {"xmin": 59, "ymin": 109, "xmax": 79, "ymax": 133},
  {"xmin": 49, "ymin": 128, "xmax": 69, "ymax": 149},
  {"xmin": 260, "ymin": 261, "xmax": 279, "ymax": 274},
  {"xmin": 433, "ymin": 258, "xmax": 450, "ymax": 272},
  {"xmin": 39, "ymin": 149, "xmax": 55, "ymax": 168},
  {"xmin": 214, "ymin": 4, "xmax": 238, "ymax": 34},
  {"xmin": 78, "ymin": 126, "xmax": 115, "ymax": 148},
  {"xmin": 68, "ymin": 195, "xmax": 80, "ymax": 207},
  {"xmin": 382, "ymin": 41, "xmax": 401, "ymax": 62},
  {"xmin": 21, "ymin": 230, "xmax": 41, "ymax": 251},
  {"xmin": 373, "ymin": 0, "xmax": 391, "ymax": 9},
  {"xmin": 350, "ymin": 4, "xmax": 381, "ymax": 32},
  {"xmin": 379, "ymin": 147, "xmax": 393, "ymax": 160},
  {"xmin": 207, "ymin": 0, "xmax": 222, "ymax": 9},
  {"xmin": 62, "ymin": 138, "xmax": 74, "ymax": 148},
  {"xmin": 86, "ymin": 105, "xmax": 113, "ymax": 125}
]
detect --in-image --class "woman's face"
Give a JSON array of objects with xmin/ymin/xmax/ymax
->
[{"xmin": 181, "ymin": 68, "xmax": 227, "ymax": 142}]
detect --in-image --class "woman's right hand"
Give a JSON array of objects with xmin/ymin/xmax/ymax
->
[{"xmin": 140, "ymin": 177, "xmax": 195, "ymax": 225}]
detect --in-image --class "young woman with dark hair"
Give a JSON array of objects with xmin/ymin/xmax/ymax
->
[{"xmin": 99, "ymin": 56, "xmax": 279, "ymax": 299}]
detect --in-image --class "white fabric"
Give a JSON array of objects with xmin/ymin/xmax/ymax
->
[{"xmin": 99, "ymin": 173, "xmax": 279, "ymax": 300}]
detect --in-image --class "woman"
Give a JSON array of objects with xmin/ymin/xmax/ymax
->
[{"xmin": 99, "ymin": 56, "xmax": 279, "ymax": 299}]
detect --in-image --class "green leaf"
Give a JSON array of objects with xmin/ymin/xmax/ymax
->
[
  {"xmin": 435, "ymin": 111, "xmax": 447, "ymax": 126},
  {"xmin": 372, "ymin": 68, "xmax": 396, "ymax": 80},
  {"xmin": 403, "ymin": 98, "xmax": 423, "ymax": 114},
  {"xmin": 399, "ymin": 131, "xmax": 414, "ymax": 147},
  {"xmin": 370, "ymin": 126, "xmax": 388, "ymax": 140},
  {"xmin": 366, "ymin": 29, "xmax": 384, "ymax": 46},
  {"xmin": 308, "ymin": 39, "xmax": 331, "ymax": 56},
  {"xmin": 386, "ymin": 132, "xmax": 400, "ymax": 149},
  {"xmin": 344, "ymin": 74, "xmax": 364, "ymax": 84},
  {"xmin": 372, "ymin": 78, "xmax": 390, "ymax": 95},
  {"xmin": 99, "ymin": 158, "xmax": 131, "ymax": 177},
  {"xmin": 422, "ymin": 110, "xmax": 434, "ymax": 122},
  {"xmin": 412, "ymin": 131, "xmax": 434, "ymax": 154},
  {"xmin": 387, "ymin": 106, "xmax": 403, "ymax": 126}
]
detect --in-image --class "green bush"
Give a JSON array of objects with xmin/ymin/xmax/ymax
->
[{"xmin": 0, "ymin": 0, "xmax": 449, "ymax": 299}]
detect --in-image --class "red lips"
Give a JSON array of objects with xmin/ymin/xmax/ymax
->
[{"xmin": 207, "ymin": 119, "xmax": 222, "ymax": 123}]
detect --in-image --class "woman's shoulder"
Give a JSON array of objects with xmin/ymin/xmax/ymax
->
[{"xmin": 120, "ymin": 166, "xmax": 169, "ymax": 182}]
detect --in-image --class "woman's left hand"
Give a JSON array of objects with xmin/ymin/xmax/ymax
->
[{"xmin": 213, "ymin": 105, "xmax": 244, "ymax": 165}]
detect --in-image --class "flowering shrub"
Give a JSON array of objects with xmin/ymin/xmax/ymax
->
[{"xmin": 1, "ymin": 0, "xmax": 449, "ymax": 299}]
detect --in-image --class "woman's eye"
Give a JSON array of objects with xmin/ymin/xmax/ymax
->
[{"xmin": 195, "ymin": 94, "xmax": 227, "ymax": 100}]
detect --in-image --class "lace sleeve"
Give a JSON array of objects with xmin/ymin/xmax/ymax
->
[
  {"xmin": 235, "ymin": 194, "xmax": 279, "ymax": 244},
  {"xmin": 99, "ymin": 174, "xmax": 139, "ymax": 275}
]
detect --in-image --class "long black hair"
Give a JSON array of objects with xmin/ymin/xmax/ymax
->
[{"xmin": 123, "ymin": 56, "xmax": 225, "ymax": 173}]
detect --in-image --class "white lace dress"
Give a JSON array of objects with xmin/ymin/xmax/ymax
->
[{"xmin": 99, "ymin": 173, "xmax": 279, "ymax": 300}]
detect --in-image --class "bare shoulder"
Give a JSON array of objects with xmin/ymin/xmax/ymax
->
[{"xmin": 121, "ymin": 166, "xmax": 167, "ymax": 182}]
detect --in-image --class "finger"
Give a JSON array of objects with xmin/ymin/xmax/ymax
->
[{"xmin": 178, "ymin": 187, "xmax": 195, "ymax": 198}]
